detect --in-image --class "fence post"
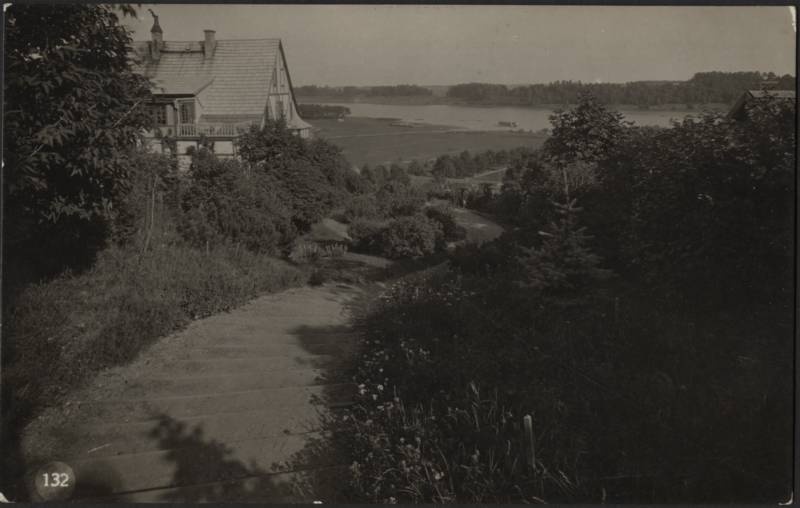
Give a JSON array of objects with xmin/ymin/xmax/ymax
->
[{"xmin": 523, "ymin": 414, "xmax": 536, "ymax": 472}]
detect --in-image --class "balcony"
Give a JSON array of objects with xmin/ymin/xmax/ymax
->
[
  {"xmin": 177, "ymin": 122, "xmax": 257, "ymax": 138},
  {"xmin": 151, "ymin": 122, "xmax": 258, "ymax": 139}
]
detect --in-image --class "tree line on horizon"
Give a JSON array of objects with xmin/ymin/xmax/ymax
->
[
  {"xmin": 297, "ymin": 72, "xmax": 794, "ymax": 108},
  {"xmin": 296, "ymin": 84, "xmax": 432, "ymax": 97}
]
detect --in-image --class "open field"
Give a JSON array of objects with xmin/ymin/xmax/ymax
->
[{"xmin": 310, "ymin": 117, "xmax": 545, "ymax": 168}]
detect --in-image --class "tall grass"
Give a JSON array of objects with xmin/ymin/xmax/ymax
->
[{"xmin": 3, "ymin": 242, "xmax": 305, "ymax": 422}]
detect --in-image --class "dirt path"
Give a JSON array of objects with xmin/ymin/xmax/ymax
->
[
  {"xmin": 16, "ymin": 208, "xmax": 503, "ymax": 502},
  {"xmin": 18, "ymin": 284, "xmax": 365, "ymax": 502}
]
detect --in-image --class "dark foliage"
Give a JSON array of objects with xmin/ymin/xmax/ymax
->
[
  {"xmin": 447, "ymin": 72, "xmax": 795, "ymax": 107},
  {"xmin": 341, "ymin": 93, "xmax": 795, "ymax": 503},
  {"xmin": 4, "ymin": 4, "xmax": 153, "ymax": 280},
  {"xmin": 376, "ymin": 181, "xmax": 427, "ymax": 218},
  {"xmin": 425, "ymin": 205, "xmax": 467, "ymax": 243},
  {"xmin": 296, "ymin": 84, "xmax": 432, "ymax": 97},
  {"xmin": 377, "ymin": 214, "xmax": 443, "ymax": 259},
  {"xmin": 179, "ymin": 150, "xmax": 296, "ymax": 253},
  {"xmin": 236, "ymin": 120, "xmax": 360, "ymax": 232},
  {"xmin": 297, "ymin": 103, "xmax": 351, "ymax": 119}
]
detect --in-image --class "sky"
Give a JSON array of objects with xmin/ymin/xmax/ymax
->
[{"xmin": 128, "ymin": 5, "xmax": 796, "ymax": 87}]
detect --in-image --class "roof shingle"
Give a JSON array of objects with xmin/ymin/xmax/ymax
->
[{"xmin": 132, "ymin": 39, "xmax": 281, "ymax": 119}]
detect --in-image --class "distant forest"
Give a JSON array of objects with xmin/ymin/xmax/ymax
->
[
  {"xmin": 448, "ymin": 72, "xmax": 795, "ymax": 107},
  {"xmin": 296, "ymin": 84, "xmax": 432, "ymax": 97},
  {"xmin": 297, "ymin": 72, "xmax": 795, "ymax": 107},
  {"xmin": 296, "ymin": 103, "xmax": 351, "ymax": 119}
]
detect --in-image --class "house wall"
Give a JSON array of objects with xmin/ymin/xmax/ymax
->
[{"xmin": 266, "ymin": 52, "xmax": 296, "ymax": 122}]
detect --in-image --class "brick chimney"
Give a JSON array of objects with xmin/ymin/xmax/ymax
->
[
  {"xmin": 203, "ymin": 30, "xmax": 216, "ymax": 59},
  {"xmin": 148, "ymin": 9, "xmax": 163, "ymax": 61}
]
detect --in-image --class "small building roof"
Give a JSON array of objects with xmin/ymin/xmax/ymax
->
[
  {"xmin": 727, "ymin": 89, "xmax": 796, "ymax": 120},
  {"xmin": 745, "ymin": 89, "xmax": 796, "ymax": 99}
]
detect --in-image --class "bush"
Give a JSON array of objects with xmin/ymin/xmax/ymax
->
[
  {"xmin": 425, "ymin": 205, "xmax": 467, "ymax": 242},
  {"xmin": 236, "ymin": 120, "xmax": 360, "ymax": 232},
  {"xmin": 378, "ymin": 215, "xmax": 442, "ymax": 259},
  {"xmin": 348, "ymin": 219, "xmax": 387, "ymax": 255},
  {"xmin": 335, "ymin": 270, "xmax": 586, "ymax": 503},
  {"xmin": 179, "ymin": 152, "xmax": 295, "ymax": 253},
  {"xmin": 377, "ymin": 181, "xmax": 427, "ymax": 218},
  {"xmin": 342, "ymin": 194, "xmax": 382, "ymax": 223}
]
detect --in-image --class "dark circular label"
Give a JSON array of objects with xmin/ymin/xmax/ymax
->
[{"xmin": 32, "ymin": 461, "xmax": 75, "ymax": 501}]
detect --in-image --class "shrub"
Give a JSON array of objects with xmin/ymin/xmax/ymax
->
[
  {"xmin": 377, "ymin": 181, "xmax": 427, "ymax": 218},
  {"xmin": 268, "ymin": 159, "xmax": 338, "ymax": 232},
  {"xmin": 349, "ymin": 219, "xmax": 387, "ymax": 255},
  {"xmin": 179, "ymin": 152, "xmax": 295, "ymax": 253},
  {"xmin": 425, "ymin": 205, "xmax": 467, "ymax": 242},
  {"xmin": 342, "ymin": 194, "xmax": 382, "ymax": 223},
  {"xmin": 236, "ymin": 120, "xmax": 361, "ymax": 232},
  {"xmin": 378, "ymin": 215, "xmax": 442, "ymax": 259}
]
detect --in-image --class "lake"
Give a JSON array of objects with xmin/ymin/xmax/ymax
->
[{"xmin": 321, "ymin": 102, "xmax": 701, "ymax": 131}]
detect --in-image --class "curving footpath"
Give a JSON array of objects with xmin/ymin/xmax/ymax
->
[{"xmin": 16, "ymin": 206, "xmax": 502, "ymax": 502}]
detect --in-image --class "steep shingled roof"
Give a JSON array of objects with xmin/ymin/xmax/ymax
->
[{"xmin": 131, "ymin": 39, "xmax": 281, "ymax": 118}]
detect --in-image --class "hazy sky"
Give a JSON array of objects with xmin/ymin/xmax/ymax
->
[{"xmin": 128, "ymin": 5, "xmax": 796, "ymax": 86}]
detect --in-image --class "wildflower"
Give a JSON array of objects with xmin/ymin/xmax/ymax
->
[
  {"xmin": 434, "ymin": 471, "xmax": 445, "ymax": 481},
  {"xmin": 377, "ymin": 384, "xmax": 384, "ymax": 392}
]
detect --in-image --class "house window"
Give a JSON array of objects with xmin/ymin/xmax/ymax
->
[
  {"xmin": 151, "ymin": 105, "xmax": 167, "ymax": 126},
  {"xmin": 276, "ymin": 98, "xmax": 285, "ymax": 120},
  {"xmin": 179, "ymin": 101, "xmax": 194, "ymax": 124}
]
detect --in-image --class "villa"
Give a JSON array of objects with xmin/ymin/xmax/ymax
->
[{"xmin": 130, "ymin": 12, "xmax": 311, "ymax": 165}]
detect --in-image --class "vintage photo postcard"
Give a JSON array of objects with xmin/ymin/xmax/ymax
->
[{"xmin": 2, "ymin": 3, "xmax": 796, "ymax": 503}]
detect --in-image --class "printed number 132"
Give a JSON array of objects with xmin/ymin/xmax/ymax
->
[{"xmin": 42, "ymin": 473, "xmax": 69, "ymax": 487}]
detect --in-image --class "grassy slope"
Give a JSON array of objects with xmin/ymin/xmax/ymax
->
[{"xmin": 311, "ymin": 117, "xmax": 545, "ymax": 168}]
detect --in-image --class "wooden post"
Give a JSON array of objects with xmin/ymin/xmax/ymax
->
[
  {"xmin": 523, "ymin": 414, "xmax": 536, "ymax": 472},
  {"xmin": 140, "ymin": 174, "xmax": 157, "ymax": 256}
]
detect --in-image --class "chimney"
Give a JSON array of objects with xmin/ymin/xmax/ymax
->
[
  {"xmin": 203, "ymin": 30, "xmax": 216, "ymax": 59},
  {"xmin": 148, "ymin": 9, "xmax": 163, "ymax": 61}
]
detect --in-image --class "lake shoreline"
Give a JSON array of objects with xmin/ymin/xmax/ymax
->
[{"xmin": 297, "ymin": 95, "xmax": 730, "ymax": 112}]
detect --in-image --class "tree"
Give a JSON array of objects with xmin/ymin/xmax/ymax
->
[
  {"xmin": 516, "ymin": 199, "xmax": 612, "ymax": 309},
  {"xmin": 389, "ymin": 163, "xmax": 411, "ymax": 185},
  {"xmin": 236, "ymin": 119, "xmax": 360, "ymax": 232},
  {"xmin": 179, "ymin": 152, "xmax": 295, "ymax": 253},
  {"xmin": 4, "ymin": 4, "xmax": 153, "ymax": 277},
  {"xmin": 543, "ymin": 93, "xmax": 629, "ymax": 202}
]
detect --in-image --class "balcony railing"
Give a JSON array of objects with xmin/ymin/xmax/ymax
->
[
  {"xmin": 177, "ymin": 122, "xmax": 256, "ymax": 138},
  {"xmin": 150, "ymin": 122, "xmax": 257, "ymax": 139}
]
